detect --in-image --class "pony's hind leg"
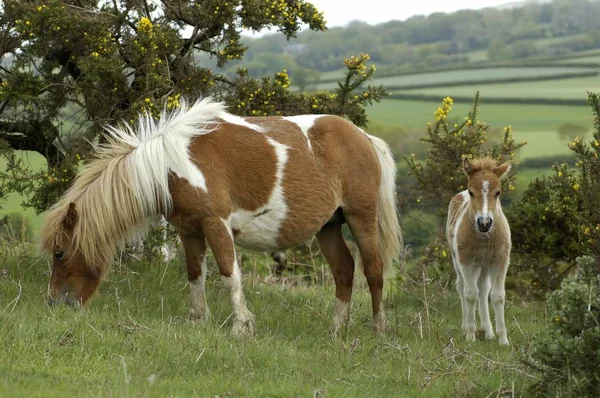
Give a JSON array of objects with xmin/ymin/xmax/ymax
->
[
  {"xmin": 344, "ymin": 208, "xmax": 387, "ymax": 334},
  {"xmin": 490, "ymin": 262, "xmax": 510, "ymax": 345},
  {"xmin": 203, "ymin": 217, "xmax": 255, "ymax": 337},
  {"xmin": 316, "ymin": 222, "xmax": 355, "ymax": 335},
  {"xmin": 180, "ymin": 233, "xmax": 210, "ymax": 322}
]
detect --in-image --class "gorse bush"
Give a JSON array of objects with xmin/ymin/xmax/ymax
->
[
  {"xmin": 528, "ymin": 255, "xmax": 600, "ymax": 397},
  {"xmin": 525, "ymin": 93, "xmax": 600, "ymax": 395},
  {"xmin": 508, "ymin": 93, "xmax": 600, "ymax": 293},
  {"xmin": 507, "ymin": 163, "xmax": 588, "ymax": 292}
]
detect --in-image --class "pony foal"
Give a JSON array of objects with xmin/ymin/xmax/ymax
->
[
  {"xmin": 446, "ymin": 157, "xmax": 511, "ymax": 345},
  {"xmin": 39, "ymin": 97, "xmax": 403, "ymax": 337}
]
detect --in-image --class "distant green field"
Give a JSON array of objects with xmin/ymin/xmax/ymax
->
[
  {"xmin": 367, "ymin": 99, "xmax": 593, "ymax": 132},
  {"xmin": 313, "ymin": 66, "xmax": 598, "ymax": 90},
  {"xmin": 399, "ymin": 75, "xmax": 599, "ymax": 100},
  {"xmin": 554, "ymin": 55, "xmax": 600, "ymax": 64}
]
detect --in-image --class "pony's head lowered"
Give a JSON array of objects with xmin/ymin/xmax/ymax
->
[
  {"xmin": 40, "ymin": 201, "xmax": 105, "ymax": 306},
  {"xmin": 463, "ymin": 156, "xmax": 511, "ymax": 233}
]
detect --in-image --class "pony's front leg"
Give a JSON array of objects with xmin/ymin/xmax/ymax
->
[
  {"xmin": 477, "ymin": 269, "xmax": 494, "ymax": 340},
  {"xmin": 203, "ymin": 217, "xmax": 255, "ymax": 337},
  {"xmin": 460, "ymin": 265, "xmax": 481, "ymax": 343},
  {"xmin": 180, "ymin": 233, "xmax": 210, "ymax": 322},
  {"xmin": 490, "ymin": 262, "xmax": 510, "ymax": 345},
  {"xmin": 451, "ymin": 256, "xmax": 468, "ymax": 331}
]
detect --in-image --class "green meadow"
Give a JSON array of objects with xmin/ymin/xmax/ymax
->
[
  {"xmin": 0, "ymin": 254, "xmax": 546, "ymax": 397},
  {"xmin": 314, "ymin": 66, "xmax": 598, "ymax": 90},
  {"xmin": 398, "ymin": 75, "xmax": 599, "ymax": 100}
]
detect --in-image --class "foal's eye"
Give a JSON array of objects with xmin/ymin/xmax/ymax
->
[
  {"xmin": 468, "ymin": 190, "xmax": 474, "ymax": 197},
  {"xmin": 54, "ymin": 250, "xmax": 65, "ymax": 260}
]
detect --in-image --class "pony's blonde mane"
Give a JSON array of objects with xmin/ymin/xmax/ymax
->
[{"xmin": 39, "ymin": 97, "xmax": 227, "ymax": 270}]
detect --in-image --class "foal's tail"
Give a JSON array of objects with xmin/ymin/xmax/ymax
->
[{"xmin": 368, "ymin": 134, "xmax": 404, "ymax": 273}]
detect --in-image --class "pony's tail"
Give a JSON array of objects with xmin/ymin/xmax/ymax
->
[{"xmin": 368, "ymin": 134, "xmax": 404, "ymax": 274}]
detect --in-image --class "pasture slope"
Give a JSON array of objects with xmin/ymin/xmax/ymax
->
[{"xmin": 0, "ymin": 254, "xmax": 545, "ymax": 396}]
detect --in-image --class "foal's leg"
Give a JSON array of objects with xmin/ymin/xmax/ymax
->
[
  {"xmin": 180, "ymin": 233, "xmax": 209, "ymax": 321},
  {"xmin": 490, "ymin": 262, "xmax": 510, "ymax": 345},
  {"xmin": 477, "ymin": 268, "xmax": 494, "ymax": 340},
  {"xmin": 203, "ymin": 217, "xmax": 255, "ymax": 337},
  {"xmin": 316, "ymin": 223, "xmax": 355, "ymax": 335},
  {"xmin": 460, "ymin": 265, "xmax": 481, "ymax": 342},
  {"xmin": 451, "ymin": 254, "xmax": 467, "ymax": 331},
  {"xmin": 345, "ymin": 209, "xmax": 387, "ymax": 334}
]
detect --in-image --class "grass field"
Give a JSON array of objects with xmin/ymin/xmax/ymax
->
[
  {"xmin": 0, "ymin": 251, "xmax": 547, "ymax": 397},
  {"xmin": 313, "ymin": 66, "xmax": 598, "ymax": 91},
  {"xmin": 399, "ymin": 75, "xmax": 599, "ymax": 101},
  {"xmin": 366, "ymin": 98, "xmax": 593, "ymax": 133}
]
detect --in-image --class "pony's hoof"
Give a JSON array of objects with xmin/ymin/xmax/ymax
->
[
  {"xmin": 231, "ymin": 317, "xmax": 256, "ymax": 337},
  {"xmin": 189, "ymin": 308, "xmax": 210, "ymax": 323},
  {"xmin": 465, "ymin": 332, "xmax": 476, "ymax": 342},
  {"xmin": 373, "ymin": 314, "xmax": 388, "ymax": 335},
  {"xmin": 484, "ymin": 331, "xmax": 495, "ymax": 340},
  {"xmin": 499, "ymin": 337, "xmax": 510, "ymax": 346}
]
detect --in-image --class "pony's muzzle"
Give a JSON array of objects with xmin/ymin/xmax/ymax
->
[
  {"xmin": 476, "ymin": 216, "xmax": 493, "ymax": 233},
  {"xmin": 47, "ymin": 293, "xmax": 79, "ymax": 308}
]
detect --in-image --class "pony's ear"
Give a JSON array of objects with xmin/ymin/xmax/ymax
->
[
  {"xmin": 463, "ymin": 157, "xmax": 476, "ymax": 176},
  {"xmin": 63, "ymin": 202, "xmax": 78, "ymax": 229},
  {"xmin": 493, "ymin": 162, "xmax": 511, "ymax": 180}
]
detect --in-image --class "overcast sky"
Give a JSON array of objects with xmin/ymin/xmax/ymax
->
[
  {"xmin": 248, "ymin": 0, "xmax": 512, "ymax": 36},
  {"xmin": 307, "ymin": 0, "xmax": 510, "ymax": 27}
]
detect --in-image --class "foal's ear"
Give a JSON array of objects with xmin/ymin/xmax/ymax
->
[
  {"xmin": 63, "ymin": 202, "xmax": 78, "ymax": 228},
  {"xmin": 463, "ymin": 157, "xmax": 476, "ymax": 176},
  {"xmin": 493, "ymin": 162, "xmax": 511, "ymax": 180}
]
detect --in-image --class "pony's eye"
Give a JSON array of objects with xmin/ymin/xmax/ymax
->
[
  {"xmin": 495, "ymin": 191, "xmax": 501, "ymax": 197},
  {"xmin": 468, "ymin": 190, "xmax": 474, "ymax": 197},
  {"xmin": 54, "ymin": 250, "xmax": 65, "ymax": 260}
]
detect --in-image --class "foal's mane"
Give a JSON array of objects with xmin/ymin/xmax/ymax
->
[
  {"xmin": 39, "ymin": 97, "xmax": 227, "ymax": 271},
  {"xmin": 467, "ymin": 156, "xmax": 498, "ymax": 174}
]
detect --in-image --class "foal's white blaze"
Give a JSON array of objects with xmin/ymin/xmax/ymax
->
[
  {"xmin": 451, "ymin": 191, "xmax": 470, "ymax": 264},
  {"xmin": 282, "ymin": 115, "xmax": 325, "ymax": 151},
  {"xmin": 477, "ymin": 180, "xmax": 492, "ymax": 221},
  {"xmin": 229, "ymin": 136, "xmax": 289, "ymax": 251},
  {"xmin": 219, "ymin": 112, "xmax": 265, "ymax": 132}
]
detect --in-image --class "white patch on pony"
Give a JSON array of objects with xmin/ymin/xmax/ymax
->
[
  {"xmin": 219, "ymin": 112, "xmax": 265, "ymax": 132},
  {"xmin": 189, "ymin": 259, "xmax": 209, "ymax": 320},
  {"xmin": 282, "ymin": 115, "xmax": 325, "ymax": 151},
  {"xmin": 333, "ymin": 299, "xmax": 351, "ymax": 333},
  {"xmin": 228, "ymin": 137, "xmax": 289, "ymax": 251},
  {"xmin": 451, "ymin": 191, "xmax": 470, "ymax": 264},
  {"xmin": 219, "ymin": 217, "xmax": 255, "ymax": 336}
]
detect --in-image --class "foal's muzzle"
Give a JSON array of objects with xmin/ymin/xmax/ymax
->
[{"xmin": 477, "ymin": 217, "xmax": 493, "ymax": 233}]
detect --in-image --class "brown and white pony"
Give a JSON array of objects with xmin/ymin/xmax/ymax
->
[
  {"xmin": 39, "ymin": 97, "xmax": 403, "ymax": 337},
  {"xmin": 446, "ymin": 157, "xmax": 511, "ymax": 345}
]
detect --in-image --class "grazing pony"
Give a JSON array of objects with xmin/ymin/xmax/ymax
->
[
  {"xmin": 39, "ymin": 97, "xmax": 403, "ymax": 337},
  {"xmin": 446, "ymin": 157, "xmax": 512, "ymax": 345}
]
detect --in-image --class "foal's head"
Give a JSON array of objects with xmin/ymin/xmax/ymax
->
[
  {"xmin": 463, "ymin": 157, "xmax": 511, "ymax": 233},
  {"xmin": 41, "ymin": 202, "xmax": 105, "ymax": 307}
]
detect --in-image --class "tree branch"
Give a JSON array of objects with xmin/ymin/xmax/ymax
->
[{"xmin": 0, "ymin": 120, "xmax": 63, "ymax": 167}]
